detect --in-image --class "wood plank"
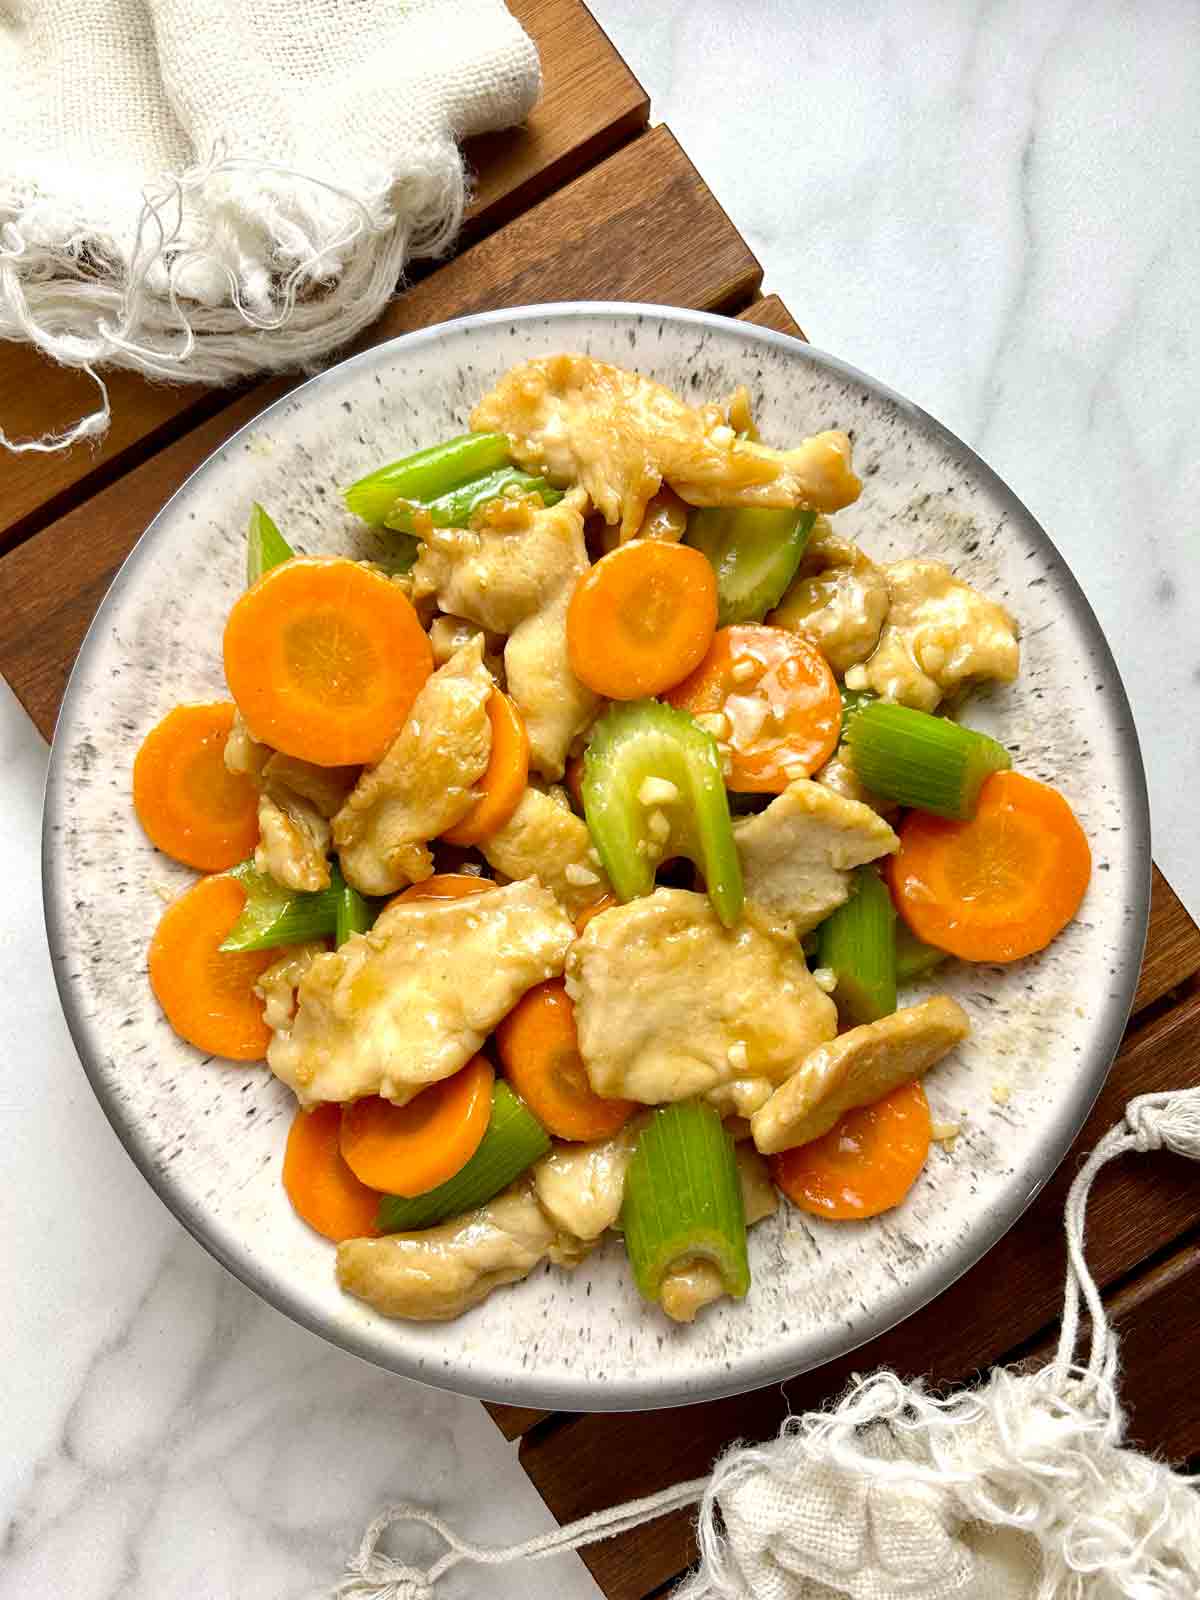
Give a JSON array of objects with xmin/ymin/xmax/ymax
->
[
  {"xmin": 0, "ymin": 126, "xmax": 760, "ymax": 742},
  {"xmin": 485, "ymin": 1404, "xmax": 559, "ymax": 1442},
  {"xmin": 1133, "ymin": 869, "xmax": 1200, "ymax": 1013},
  {"xmin": 0, "ymin": 0, "xmax": 647, "ymax": 552},
  {"xmin": 519, "ymin": 987, "xmax": 1200, "ymax": 1600}
]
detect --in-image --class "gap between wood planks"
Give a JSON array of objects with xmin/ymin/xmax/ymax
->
[{"xmin": 0, "ymin": 0, "xmax": 650, "ymax": 552}]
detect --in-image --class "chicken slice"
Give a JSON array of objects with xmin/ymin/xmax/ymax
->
[
  {"xmin": 768, "ymin": 522, "xmax": 890, "ymax": 676},
  {"xmin": 659, "ymin": 1145, "xmax": 778, "ymax": 1323},
  {"xmin": 224, "ymin": 717, "xmax": 357, "ymax": 892},
  {"xmin": 532, "ymin": 1120, "xmax": 644, "ymax": 1241},
  {"xmin": 734, "ymin": 779, "xmax": 899, "ymax": 937},
  {"xmin": 470, "ymin": 355, "xmax": 861, "ymax": 540},
  {"xmin": 254, "ymin": 942, "xmax": 325, "ymax": 1033},
  {"xmin": 750, "ymin": 997, "xmax": 971, "ymax": 1155},
  {"xmin": 566, "ymin": 888, "xmax": 837, "ymax": 1106},
  {"xmin": 411, "ymin": 490, "xmax": 597, "ymax": 778},
  {"xmin": 267, "ymin": 879, "xmax": 574, "ymax": 1106},
  {"xmin": 479, "ymin": 786, "xmax": 610, "ymax": 916},
  {"xmin": 333, "ymin": 637, "xmax": 493, "ymax": 895},
  {"xmin": 337, "ymin": 1180, "xmax": 589, "ymax": 1322},
  {"xmin": 855, "ymin": 558, "xmax": 1020, "ymax": 712}
]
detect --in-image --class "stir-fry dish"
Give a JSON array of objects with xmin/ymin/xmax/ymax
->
[{"xmin": 133, "ymin": 355, "xmax": 1092, "ymax": 1325}]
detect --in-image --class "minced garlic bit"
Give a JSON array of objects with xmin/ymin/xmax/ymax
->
[
  {"xmin": 647, "ymin": 809, "xmax": 671, "ymax": 842},
  {"xmin": 730, "ymin": 657, "xmax": 757, "ymax": 684},
  {"xmin": 843, "ymin": 664, "xmax": 869, "ymax": 692},
  {"xmin": 586, "ymin": 847, "xmax": 603, "ymax": 868},
  {"xmin": 711, "ymin": 423, "xmax": 735, "ymax": 446},
  {"xmin": 694, "ymin": 712, "xmax": 730, "ymax": 740},
  {"xmin": 638, "ymin": 776, "xmax": 680, "ymax": 807},
  {"xmin": 151, "ymin": 880, "xmax": 176, "ymax": 903},
  {"xmin": 931, "ymin": 1119, "xmax": 961, "ymax": 1150},
  {"xmin": 991, "ymin": 1081, "xmax": 1011, "ymax": 1106},
  {"xmin": 811, "ymin": 966, "xmax": 838, "ymax": 994},
  {"xmin": 726, "ymin": 1040, "xmax": 749, "ymax": 1071},
  {"xmin": 781, "ymin": 762, "xmax": 808, "ymax": 782},
  {"xmin": 564, "ymin": 862, "xmax": 600, "ymax": 887}
]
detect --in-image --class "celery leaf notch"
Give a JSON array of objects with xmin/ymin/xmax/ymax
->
[
  {"xmin": 581, "ymin": 699, "xmax": 743, "ymax": 927},
  {"xmin": 621, "ymin": 1101, "xmax": 750, "ymax": 1305}
]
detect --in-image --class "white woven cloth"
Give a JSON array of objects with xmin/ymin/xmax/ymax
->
[
  {"xmin": 334, "ymin": 1089, "xmax": 1200, "ymax": 1600},
  {"xmin": 0, "ymin": 0, "xmax": 540, "ymax": 449}
]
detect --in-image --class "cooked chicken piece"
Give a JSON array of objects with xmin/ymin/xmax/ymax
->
[
  {"xmin": 751, "ymin": 997, "xmax": 971, "ymax": 1155},
  {"xmin": 411, "ymin": 490, "xmax": 597, "ymax": 778},
  {"xmin": 855, "ymin": 559, "xmax": 1019, "ymax": 712},
  {"xmin": 254, "ymin": 942, "xmax": 325, "ymax": 1033},
  {"xmin": 427, "ymin": 614, "xmax": 505, "ymax": 680},
  {"xmin": 814, "ymin": 750, "xmax": 896, "ymax": 818},
  {"xmin": 470, "ymin": 355, "xmax": 861, "ymax": 540},
  {"xmin": 333, "ymin": 637, "xmax": 494, "ymax": 895},
  {"xmin": 480, "ymin": 786, "xmax": 610, "ymax": 916},
  {"xmin": 533, "ymin": 1120, "xmax": 643, "ymax": 1240},
  {"xmin": 267, "ymin": 879, "xmax": 574, "ymax": 1106},
  {"xmin": 224, "ymin": 718, "xmax": 357, "ymax": 892},
  {"xmin": 659, "ymin": 1145, "xmax": 778, "ymax": 1323},
  {"xmin": 768, "ymin": 523, "xmax": 890, "ymax": 676},
  {"xmin": 566, "ymin": 889, "xmax": 837, "ymax": 1106},
  {"xmin": 724, "ymin": 384, "xmax": 757, "ymax": 440},
  {"xmin": 337, "ymin": 1180, "xmax": 588, "ymax": 1322},
  {"xmin": 734, "ymin": 780, "xmax": 899, "ymax": 937},
  {"xmin": 637, "ymin": 486, "xmax": 689, "ymax": 541}
]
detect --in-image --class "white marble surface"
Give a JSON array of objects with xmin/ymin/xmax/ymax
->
[{"xmin": 3, "ymin": 4, "xmax": 1199, "ymax": 1595}]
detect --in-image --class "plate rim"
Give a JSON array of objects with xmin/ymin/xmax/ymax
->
[{"xmin": 42, "ymin": 301, "xmax": 1152, "ymax": 1411}]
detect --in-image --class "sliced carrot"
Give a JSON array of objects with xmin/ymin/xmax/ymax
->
[
  {"xmin": 770, "ymin": 1081, "xmax": 932, "ymax": 1220},
  {"xmin": 148, "ymin": 874, "xmax": 275, "ymax": 1060},
  {"xmin": 574, "ymin": 893, "xmax": 618, "ymax": 936},
  {"xmin": 567, "ymin": 539, "xmax": 717, "ymax": 699},
  {"xmin": 283, "ymin": 1102, "xmax": 381, "ymax": 1242},
  {"xmin": 666, "ymin": 623, "xmax": 840, "ymax": 792},
  {"xmin": 890, "ymin": 770, "xmax": 1092, "ymax": 963},
  {"xmin": 339, "ymin": 1055, "xmax": 494, "ymax": 1196},
  {"xmin": 441, "ymin": 692, "xmax": 530, "ymax": 845},
  {"xmin": 387, "ymin": 874, "xmax": 491, "ymax": 911},
  {"xmin": 496, "ymin": 979, "xmax": 634, "ymax": 1142},
  {"xmin": 223, "ymin": 557, "xmax": 433, "ymax": 767},
  {"xmin": 133, "ymin": 701, "xmax": 260, "ymax": 871}
]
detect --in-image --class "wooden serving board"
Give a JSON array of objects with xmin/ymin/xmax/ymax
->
[{"xmin": 2, "ymin": 6, "xmax": 1197, "ymax": 1596}]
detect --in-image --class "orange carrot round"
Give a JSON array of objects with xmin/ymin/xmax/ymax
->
[
  {"xmin": 339, "ymin": 1055, "xmax": 494, "ymax": 1196},
  {"xmin": 283, "ymin": 1102, "xmax": 381, "ymax": 1242},
  {"xmin": 148, "ymin": 874, "xmax": 275, "ymax": 1060},
  {"xmin": 770, "ymin": 1081, "xmax": 932, "ymax": 1220},
  {"xmin": 891, "ymin": 770, "xmax": 1092, "ymax": 963},
  {"xmin": 223, "ymin": 557, "xmax": 432, "ymax": 767},
  {"xmin": 496, "ymin": 979, "xmax": 634, "ymax": 1142},
  {"xmin": 666, "ymin": 623, "xmax": 840, "ymax": 792},
  {"xmin": 441, "ymin": 692, "xmax": 530, "ymax": 845},
  {"xmin": 388, "ymin": 874, "xmax": 491, "ymax": 911},
  {"xmin": 567, "ymin": 539, "xmax": 717, "ymax": 699},
  {"xmin": 574, "ymin": 893, "xmax": 618, "ymax": 936},
  {"xmin": 133, "ymin": 701, "xmax": 260, "ymax": 870}
]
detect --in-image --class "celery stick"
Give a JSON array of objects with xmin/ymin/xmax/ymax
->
[
  {"xmin": 896, "ymin": 921, "xmax": 950, "ymax": 983},
  {"xmin": 582, "ymin": 699, "xmax": 743, "ymax": 927},
  {"xmin": 621, "ymin": 1101, "xmax": 749, "ymax": 1303},
  {"xmin": 844, "ymin": 701, "xmax": 1011, "ymax": 820},
  {"xmin": 335, "ymin": 882, "xmax": 376, "ymax": 947},
  {"xmin": 376, "ymin": 1082, "xmax": 550, "ymax": 1231},
  {"xmin": 687, "ymin": 506, "xmax": 815, "ymax": 626},
  {"xmin": 816, "ymin": 866, "xmax": 897, "ymax": 1026},
  {"xmin": 383, "ymin": 467, "xmax": 562, "ymax": 535},
  {"xmin": 343, "ymin": 433, "xmax": 511, "ymax": 525},
  {"xmin": 246, "ymin": 503, "xmax": 294, "ymax": 586},
  {"xmin": 221, "ymin": 861, "xmax": 340, "ymax": 952}
]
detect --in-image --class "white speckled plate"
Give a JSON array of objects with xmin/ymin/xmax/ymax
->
[{"xmin": 43, "ymin": 305, "xmax": 1149, "ymax": 1411}]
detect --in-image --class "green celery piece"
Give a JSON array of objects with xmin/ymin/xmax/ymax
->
[
  {"xmin": 246, "ymin": 503, "xmax": 294, "ymax": 586},
  {"xmin": 335, "ymin": 882, "xmax": 376, "ymax": 947},
  {"xmin": 839, "ymin": 685, "xmax": 877, "ymax": 739},
  {"xmin": 844, "ymin": 701, "xmax": 1011, "ymax": 820},
  {"xmin": 896, "ymin": 921, "xmax": 951, "ymax": 983},
  {"xmin": 383, "ymin": 467, "xmax": 563, "ymax": 535},
  {"xmin": 687, "ymin": 506, "xmax": 815, "ymax": 626},
  {"xmin": 621, "ymin": 1101, "xmax": 749, "ymax": 1304},
  {"xmin": 581, "ymin": 699, "xmax": 743, "ymax": 927},
  {"xmin": 343, "ymin": 433, "xmax": 511, "ymax": 525},
  {"xmin": 376, "ymin": 1082, "xmax": 551, "ymax": 1232},
  {"xmin": 816, "ymin": 866, "xmax": 897, "ymax": 1026},
  {"xmin": 221, "ymin": 860, "xmax": 341, "ymax": 952},
  {"xmin": 374, "ymin": 532, "xmax": 422, "ymax": 576}
]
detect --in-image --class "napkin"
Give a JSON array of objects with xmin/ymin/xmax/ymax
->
[{"xmin": 0, "ymin": 0, "xmax": 541, "ymax": 448}]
